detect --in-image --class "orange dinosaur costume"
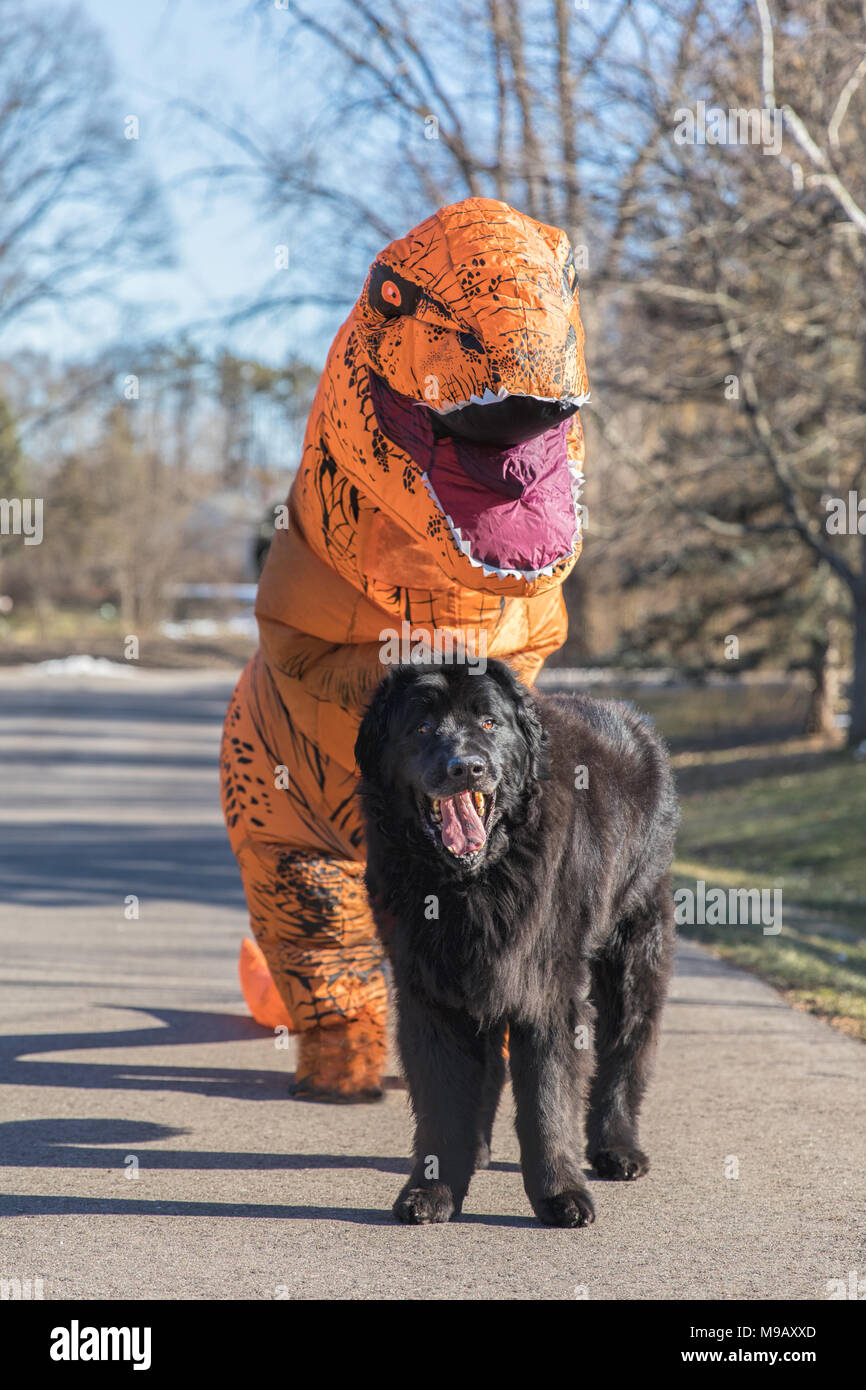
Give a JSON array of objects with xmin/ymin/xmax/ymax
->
[{"xmin": 221, "ymin": 197, "xmax": 589, "ymax": 1099}]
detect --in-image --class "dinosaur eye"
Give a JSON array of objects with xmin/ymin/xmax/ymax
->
[
  {"xmin": 562, "ymin": 252, "xmax": 578, "ymax": 299},
  {"xmin": 368, "ymin": 262, "xmax": 422, "ymax": 319}
]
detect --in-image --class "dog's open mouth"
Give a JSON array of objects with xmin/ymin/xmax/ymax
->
[{"xmin": 424, "ymin": 790, "xmax": 496, "ymax": 860}]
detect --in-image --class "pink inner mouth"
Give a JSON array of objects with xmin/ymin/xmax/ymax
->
[
  {"xmin": 439, "ymin": 791, "xmax": 487, "ymax": 856},
  {"xmin": 368, "ymin": 374, "xmax": 578, "ymax": 574},
  {"xmin": 428, "ymin": 427, "xmax": 574, "ymax": 573}
]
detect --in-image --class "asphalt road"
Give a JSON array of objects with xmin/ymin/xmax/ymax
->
[{"xmin": 0, "ymin": 667, "xmax": 862, "ymax": 1301}]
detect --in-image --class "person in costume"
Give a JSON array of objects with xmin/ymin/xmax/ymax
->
[{"xmin": 221, "ymin": 196, "xmax": 589, "ymax": 1101}]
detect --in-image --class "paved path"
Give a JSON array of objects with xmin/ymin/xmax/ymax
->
[{"xmin": 0, "ymin": 669, "xmax": 862, "ymax": 1300}]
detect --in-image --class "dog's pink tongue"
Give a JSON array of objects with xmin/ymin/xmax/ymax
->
[{"xmin": 440, "ymin": 791, "xmax": 486, "ymax": 855}]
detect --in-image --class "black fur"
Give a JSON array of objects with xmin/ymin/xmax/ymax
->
[{"xmin": 354, "ymin": 660, "xmax": 679, "ymax": 1227}]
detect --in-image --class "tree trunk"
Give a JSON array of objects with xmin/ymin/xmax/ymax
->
[
  {"xmin": 553, "ymin": 563, "xmax": 589, "ymax": 665},
  {"xmin": 554, "ymin": 0, "xmax": 580, "ymax": 240},
  {"xmin": 805, "ymin": 625, "xmax": 842, "ymax": 737},
  {"xmin": 847, "ymin": 586, "xmax": 866, "ymax": 748},
  {"xmin": 118, "ymin": 567, "xmax": 137, "ymax": 628}
]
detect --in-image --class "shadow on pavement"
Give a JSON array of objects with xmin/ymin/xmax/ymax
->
[
  {"xmin": 0, "ymin": 826, "xmax": 246, "ymax": 907},
  {"xmin": 0, "ymin": 685, "xmax": 235, "ymax": 728},
  {"xmin": 0, "ymin": 1117, "xmax": 414, "ymax": 1176},
  {"xmin": 0, "ymin": 1007, "xmax": 287, "ymax": 1098},
  {"xmin": 0, "ymin": 1004, "xmax": 410, "ymax": 1100},
  {"xmin": 0, "ymin": 1193, "xmax": 399, "ymax": 1223},
  {"xmin": 0, "ymin": 1116, "xmax": 516, "ymax": 1173},
  {"xmin": 0, "ymin": 1115, "xmax": 526, "ymax": 1226},
  {"xmin": 0, "ymin": 1191, "xmax": 541, "ymax": 1226}
]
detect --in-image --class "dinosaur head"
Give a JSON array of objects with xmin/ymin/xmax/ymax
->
[{"xmin": 353, "ymin": 198, "xmax": 589, "ymax": 583}]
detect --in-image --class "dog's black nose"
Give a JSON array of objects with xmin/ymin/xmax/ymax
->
[{"xmin": 447, "ymin": 755, "xmax": 486, "ymax": 781}]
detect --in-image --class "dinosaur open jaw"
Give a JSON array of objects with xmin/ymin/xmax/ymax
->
[
  {"xmin": 422, "ymin": 789, "xmax": 496, "ymax": 861},
  {"xmin": 368, "ymin": 372, "xmax": 586, "ymax": 580},
  {"xmin": 421, "ymin": 430, "xmax": 582, "ymax": 580},
  {"xmin": 429, "ymin": 391, "xmax": 583, "ymax": 447}
]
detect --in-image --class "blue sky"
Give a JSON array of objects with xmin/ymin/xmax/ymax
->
[
  {"xmin": 14, "ymin": 0, "xmax": 330, "ymax": 365},
  {"xmin": 12, "ymin": 0, "xmax": 670, "ymax": 369}
]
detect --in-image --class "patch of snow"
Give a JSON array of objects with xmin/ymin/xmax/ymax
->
[
  {"xmin": 159, "ymin": 619, "xmax": 220, "ymax": 639},
  {"xmin": 159, "ymin": 613, "xmax": 257, "ymax": 640},
  {"xmin": 31, "ymin": 655, "xmax": 137, "ymax": 679}
]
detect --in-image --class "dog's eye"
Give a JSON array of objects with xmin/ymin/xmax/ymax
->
[
  {"xmin": 481, "ymin": 718, "xmax": 496, "ymax": 731},
  {"xmin": 418, "ymin": 720, "xmax": 433, "ymax": 735}
]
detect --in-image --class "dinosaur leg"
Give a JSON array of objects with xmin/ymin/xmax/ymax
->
[
  {"xmin": 221, "ymin": 657, "xmax": 388, "ymax": 1102},
  {"xmin": 235, "ymin": 841, "xmax": 388, "ymax": 1101}
]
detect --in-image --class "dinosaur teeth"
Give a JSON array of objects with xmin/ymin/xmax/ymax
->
[
  {"xmin": 429, "ymin": 389, "xmax": 592, "ymax": 415},
  {"xmin": 432, "ymin": 386, "xmax": 509, "ymax": 413}
]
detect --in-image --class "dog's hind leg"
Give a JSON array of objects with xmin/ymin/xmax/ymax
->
[
  {"xmin": 393, "ymin": 1002, "xmax": 501, "ymax": 1224},
  {"xmin": 586, "ymin": 878, "xmax": 676, "ymax": 1181}
]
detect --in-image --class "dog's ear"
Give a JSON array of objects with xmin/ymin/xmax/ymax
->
[
  {"xmin": 485, "ymin": 660, "xmax": 547, "ymax": 782},
  {"xmin": 354, "ymin": 667, "xmax": 404, "ymax": 779},
  {"xmin": 514, "ymin": 687, "xmax": 547, "ymax": 783}
]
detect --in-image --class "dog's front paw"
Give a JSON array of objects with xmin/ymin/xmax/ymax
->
[
  {"xmin": 591, "ymin": 1146, "xmax": 649, "ymax": 1181},
  {"xmin": 533, "ymin": 1188, "xmax": 596, "ymax": 1228},
  {"xmin": 393, "ymin": 1181, "xmax": 456, "ymax": 1224}
]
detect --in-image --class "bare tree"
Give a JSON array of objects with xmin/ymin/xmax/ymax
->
[
  {"xmin": 0, "ymin": 0, "xmax": 171, "ymax": 334},
  {"xmin": 184, "ymin": 1, "xmax": 670, "ymax": 296},
  {"xmin": 183, "ymin": 0, "xmax": 866, "ymax": 732},
  {"xmin": 585, "ymin": 0, "xmax": 866, "ymax": 743}
]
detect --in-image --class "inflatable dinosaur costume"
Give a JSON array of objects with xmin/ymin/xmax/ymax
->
[{"xmin": 221, "ymin": 196, "xmax": 589, "ymax": 1100}]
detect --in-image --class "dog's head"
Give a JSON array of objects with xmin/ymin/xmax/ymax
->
[{"xmin": 355, "ymin": 660, "xmax": 546, "ymax": 876}]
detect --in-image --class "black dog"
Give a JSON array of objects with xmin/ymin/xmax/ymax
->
[{"xmin": 354, "ymin": 660, "xmax": 678, "ymax": 1227}]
